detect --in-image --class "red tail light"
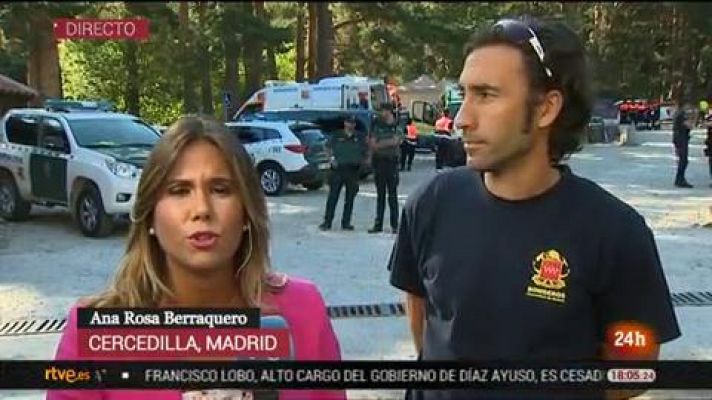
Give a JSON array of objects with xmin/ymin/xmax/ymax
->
[{"xmin": 285, "ymin": 144, "xmax": 307, "ymax": 153}]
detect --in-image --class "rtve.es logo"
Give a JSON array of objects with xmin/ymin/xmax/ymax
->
[{"xmin": 44, "ymin": 366, "xmax": 92, "ymax": 384}]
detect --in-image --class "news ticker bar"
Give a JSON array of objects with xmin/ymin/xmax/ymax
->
[{"xmin": 1, "ymin": 361, "xmax": 712, "ymax": 390}]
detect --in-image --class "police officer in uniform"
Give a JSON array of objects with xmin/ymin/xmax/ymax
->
[
  {"xmin": 319, "ymin": 115, "xmax": 368, "ymax": 231},
  {"xmin": 673, "ymin": 101, "xmax": 693, "ymax": 188},
  {"xmin": 368, "ymin": 103, "xmax": 403, "ymax": 233}
]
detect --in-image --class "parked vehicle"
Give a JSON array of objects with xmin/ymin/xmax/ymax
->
[
  {"xmin": 244, "ymin": 108, "xmax": 374, "ymax": 135},
  {"xmin": 224, "ymin": 120, "xmax": 330, "ymax": 196},
  {"xmin": 586, "ymin": 116, "xmax": 606, "ymax": 143},
  {"xmin": 409, "ymin": 82, "xmax": 464, "ymax": 151},
  {"xmin": 44, "ymin": 98, "xmax": 115, "ymax": 112},
  {"xmin": 240, "ymin": 108, "xmax": 376, "ymax": 178},
  {"xmin": 591, "ymin": 99, "xmax": 621, "ymax": 142},
  {"xmin": 0, "ymin": 107, "xmax": 160, "ymax": 237},
  {"xmin": 233, "ymin": 76, "xmax": 390, "ymax": 121}
]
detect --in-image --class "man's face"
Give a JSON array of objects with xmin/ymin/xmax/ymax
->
[{"xmin": 454, "ymin": 45, "xmax": 541, "ymax": 172}]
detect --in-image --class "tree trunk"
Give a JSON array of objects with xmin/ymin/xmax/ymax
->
[
  {"xmin": 295, "ymin": 2, "xmax": 305, "ymax": 82},
  {"xmin": 197, "ymin": 2, "xmax": 214, "ymax": 115},
  {"xmin": 222, "ymin": 3, "xmax": 240, "ymax": 120},
  {"xmin": 673, "ymin": 6, "xmax": 695, "ymax": 102},
  {"xmin": 259, "ymin": 2, "xmax": 277, "ymax": 80},
  {"xmin": 243, "ymin": 1, "xmax": 264, "ymax": 97},
  {"xmin": 266, "ymin": 47, "xmax": 278, "ymax": 80},
  {"xmin": 26, "ymin": 9, "xmax": 62, "ymax": 104},
  {"xmin": 179, "ymin": 2, "xmax": 197, "ymax": 113},
  {"xmin": 315, "ymin": 2, "xmax": 333, "ymax": 79},
  {"xmin": 124, "ymin": 2, "xmax": 143, "ymax": 116},
  {"xmin": 124, "ymin": 41, "xmax": 140, "ymax": 116},
  {"xmin": 307, "ymin": 2, "xmax": 318, "ymax": 80}
]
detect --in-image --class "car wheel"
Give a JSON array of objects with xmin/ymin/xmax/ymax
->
[
  {"xmin": 258, "ymin": 162, "xmax": 286, "ymax": 196},
  {"xmin": 303, "ymin": 181, "xmax": 323, "ymax": 191},
  {"xmin": 0, "ymin": 173, "xmax": 31, "ymax": 221},
  {"xmin": 75, "ymin": 184, "xmax": 115, "ymax": 237}
]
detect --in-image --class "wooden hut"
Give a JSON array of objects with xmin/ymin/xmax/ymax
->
[{"xmin": 0, "ymin": 74, "xmax": 39, "ymax": 116}]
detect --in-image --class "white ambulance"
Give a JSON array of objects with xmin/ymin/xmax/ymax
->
[{"xmin": 233, "ymin": 76, "xmax": 390, "ymax": 121}]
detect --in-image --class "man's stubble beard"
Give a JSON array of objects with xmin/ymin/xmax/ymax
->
[
  {"xmin": 467, "ymin": 137, "xmax": 533, "ymax": 173},
  {"xmin": 467, "ymin": 104, "xmax": 537, "ymax": 173}
]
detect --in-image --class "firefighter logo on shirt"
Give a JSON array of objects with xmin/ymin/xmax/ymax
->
[{"xmin": 526, "ymin": 250, "xmax": 569, "ymax": 304}]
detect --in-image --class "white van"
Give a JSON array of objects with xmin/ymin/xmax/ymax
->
[{"xmin": 234, "ymin": 76, "xmax": 390, "ymax": 121}]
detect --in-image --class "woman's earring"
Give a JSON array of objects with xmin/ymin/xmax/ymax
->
[
  {"xmin": 235, "ymin": 223, "xmax": 253, "ymax": 277},
  {"xmin": 149, "ymin": 227, "xmax": 155, "ymax": 235}
]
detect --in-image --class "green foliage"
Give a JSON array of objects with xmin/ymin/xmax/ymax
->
[
  {"xmin": 58, "ymin": 2, "xmax": 184, "ymax": 125},
  {"xmin": 0, "ymin": 46, "xmax": 27, "ymax": 83},
  {"xmin": 4, "ymin": 1, "xmax": 712, "ymax": 120},
  {"xmin": 276, "ymin": 45, "xmax": 297, "ymax": 81}
]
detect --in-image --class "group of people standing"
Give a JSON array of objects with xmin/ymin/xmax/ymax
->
[
  {"xmin": 618, "ymin": 99, "xmax": 661, "ymax": 129},
  {"xmin": 317, "ymin": 102, "xmax": 474, "ymax": 234},
  {"xmin": 318, "ymin": 104, "xmax": 403, "ymax": 234}
]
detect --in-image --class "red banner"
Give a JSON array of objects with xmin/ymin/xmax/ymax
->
[
  {"xmin": 77, "ymin": 328, "xmax": 291, "ymax": 359},
  {"xmin": 53, "ymin": 18, "xmax": 150, "ymax": 41}
]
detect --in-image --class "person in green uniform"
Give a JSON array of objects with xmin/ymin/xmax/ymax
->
[
  {"xmin": 368, "ymin": 103, "xmax": 403, "ymax": 233},
  {"xmin": 319, "ymin": 115, "xmax": 368, "ymax": 231}
]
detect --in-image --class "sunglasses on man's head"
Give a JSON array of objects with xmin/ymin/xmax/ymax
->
[{"xmin": 492, "ymin": 19, "xmax": 553, "ymax": 79}]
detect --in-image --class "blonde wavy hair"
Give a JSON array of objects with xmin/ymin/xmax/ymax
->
[{"xmin": 88, "ymin": 116, "xmax": 272, "ymax": 308}]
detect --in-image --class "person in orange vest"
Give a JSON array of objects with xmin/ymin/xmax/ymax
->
[
  {"xmin": 619, "ymin": 100, "xmax": 631, "ymax": 124},
  {"xmin": 434, "ymin": 109, "xmax": 453, "ymax": 170},
  {"xmin": 435, "ymin": 109, "xmax": 453, "ymax": 133},
  {"xmin": 400, "ymin": 117, "xmax": 418, "ymax": 171}
]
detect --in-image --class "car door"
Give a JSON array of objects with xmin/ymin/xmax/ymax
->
[
  {"xmin": 237, "ymin": 126, "xmax": 265, "ymax": 163},
  {"xmin": 3, "ymin": 114, "xmax": 40, "ymax": 196},
  {"xmin": 30, "ymin": 117, "xmax": 70, "ymax": 203},
  {"xmin": 226, "ymin": 125, "xmax": 253, "ymax": 164},
  {"xmin": 260, "ymin": 127, "xmax": 284, "ymax": 158}
]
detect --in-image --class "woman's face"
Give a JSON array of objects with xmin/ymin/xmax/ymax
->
[{"xmin": 153, "ymin": 139, "xmax": 246, "ymax": 275}]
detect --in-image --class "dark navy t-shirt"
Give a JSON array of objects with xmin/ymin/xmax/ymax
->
[{"xmin": 388, "ymin": 166, "xmax": 681, "ymax": 399}]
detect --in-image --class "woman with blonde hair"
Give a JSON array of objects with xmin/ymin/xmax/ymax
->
[{"xmin": 47, "ymin": 116, "xmax": 344, "ymax": 400}]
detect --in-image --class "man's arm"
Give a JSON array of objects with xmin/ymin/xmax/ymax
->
[
  {"xmin": 405, "ymin": 292, "xmax": 426, "ymax": 354},
  {"xmin": 601, "ymin": 341, "xmax": 660, "ymax": 400}
]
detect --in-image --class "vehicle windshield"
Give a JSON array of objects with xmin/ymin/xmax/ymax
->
[{"xmin": 68, "ymin": 118, "xmax": 160, "ymax": 148}]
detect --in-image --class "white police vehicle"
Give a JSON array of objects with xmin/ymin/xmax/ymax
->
[
  {"xmin": 224, "ymin": 120, "xmax": 330, "ymax": 196},
  {"xmin": 0, "ymin": 106, "xmax": 160, "ymax": 237}
]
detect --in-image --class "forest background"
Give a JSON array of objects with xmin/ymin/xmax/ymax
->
[{"xmin": 1, "ymin": 2, "xmax": 710, "ymax": 125}]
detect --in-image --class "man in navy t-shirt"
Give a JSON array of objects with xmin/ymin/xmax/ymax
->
[{"xmin": 388, "ymin": 16, "xmax": 680, "ymax": 400}]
